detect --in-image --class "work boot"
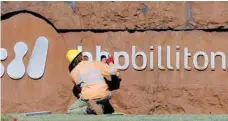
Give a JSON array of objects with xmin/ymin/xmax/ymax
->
[{"xmin": 88, "ymin": 100, "xmax": 103, "ymax": 115}]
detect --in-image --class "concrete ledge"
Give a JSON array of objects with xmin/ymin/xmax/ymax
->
[{"xmin": 4, "ymin": 114, "xmax": 228, "ymax": 121}]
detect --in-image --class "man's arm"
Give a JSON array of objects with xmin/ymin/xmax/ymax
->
[
  {"xmin": 94, "ymin": 61, "xmax": 118, "ymax": 78},
  {"xmin": 70, "ymin": 68, "xmax": 81, "ymax": 85},
  {"xmin": 70, "ymin": 69, "xmax": 82, "ymax": 98},
  {"xmin": 106, "ymin": 56, "xmax": 121, "ymax": 78},
  {"xmin": 108, "ymin": 63, "xmax": 121, "ymax": 78}
]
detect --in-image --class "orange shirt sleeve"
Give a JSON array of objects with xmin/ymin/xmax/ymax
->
[{"xmin": 70, "ymin": 68, "xmax": 80, "ymax": 85}]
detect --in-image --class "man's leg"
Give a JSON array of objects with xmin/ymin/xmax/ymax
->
[
  {"xmin": 88, "ymin": 100, "xmax": 104, "ymax": 115},
  {"xmin": 67, "ymin": 98, "xmax": 89, "ymax": 115},
  {"xmin": 86, "ymin": 93, "xmax": 113, "ymax": 115},
  {"xmin": 96, "ymin": 92, "xmax": 114, "ymax": 114}
]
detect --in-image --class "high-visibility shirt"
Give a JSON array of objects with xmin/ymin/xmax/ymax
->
[{"xmin": 70, "ymin": 61, "xmax": 118, "ymax": 99}]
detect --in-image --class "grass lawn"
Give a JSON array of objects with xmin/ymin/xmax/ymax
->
[{"xmin": 2, "ymin": 114, "xmax": 228, "ymax": 121}]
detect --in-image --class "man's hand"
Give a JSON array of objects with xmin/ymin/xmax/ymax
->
[{"xmin": 106, "ymin": 56, "xmax": 114, "ymax": 64}]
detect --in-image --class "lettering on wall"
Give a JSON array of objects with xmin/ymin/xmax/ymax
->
[
  {"xmin": 0, "ymin": 48, "xmax": 8, "ymax": 77},
  {"xmin": 27, "ymin": 37, "xmax": 49, "ymax": 80},
  {"xmin": 1, "ymin": 40, "xmax": 226, "ymax": 80},
  {"xmin": 78, "ymin": 45, "xmax": 226, "ymax": 71},
  {"xmin": 7, "ymin": 42, "xmax": 28, "ymax": 80}
]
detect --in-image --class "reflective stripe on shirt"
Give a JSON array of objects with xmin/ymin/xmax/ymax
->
[
  {"xmin": 81, "ymin": 69, "xmax": 101, "ymax": 81},
  {"xmin": 85, "ymin": 75, "xmax": 104, "ymax": 83},
  {"xmin": 80, "ymin": 69, "xmax": 104, "ymax": 87}
]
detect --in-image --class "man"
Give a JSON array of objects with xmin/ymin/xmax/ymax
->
[
  {"xmin": 83, "ymin": 55, "xmax": 89, "ymax": 61},
  {"xmin": 101, "ymin": 55, "xmax": 107, "ymax": 63},
  {"xmin": 66, "ymin": 49, "xmax": 118, "ymax": 115}
]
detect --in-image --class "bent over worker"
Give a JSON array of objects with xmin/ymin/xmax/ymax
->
[{"xmin": 66, "ymin": 49, "xmax": 118, "ymax": 115}]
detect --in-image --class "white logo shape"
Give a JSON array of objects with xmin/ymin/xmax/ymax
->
[
  {"xmin": 7, "ymin": 42, "xmax": 28, "ymax": 79},
  {"xmin": 1, "ymin": 48, "xmax": 8, "ymax": 77},
  {"xmin": 27, "ymin": 36, "xmax": 49, "ymax": 79}
]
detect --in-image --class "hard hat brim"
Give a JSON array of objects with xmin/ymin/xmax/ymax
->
[{"xmin": 68, "ymin": 52, "xmax": 82, "ymax": 72}]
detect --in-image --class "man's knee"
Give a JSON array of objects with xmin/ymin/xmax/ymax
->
[
  {"xmin": 95, "ymin": 93, "xmax": 114, "ymax": 114},
  {"xmin": 67, "ymin": 98, "xmax": 89, "ymax": 114},
  {"xmin": 67, "ymin": 106, "xmax": 88, "ymax": 115}
]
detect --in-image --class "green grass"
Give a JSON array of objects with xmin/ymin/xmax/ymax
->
[{"xmin": 2, "ymin": 114, "xmax": 228, "ymax": 121}]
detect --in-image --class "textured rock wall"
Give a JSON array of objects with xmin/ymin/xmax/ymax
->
[
  {"xmin": 2, "ymin": 13, "xmax": 228, "ymax": 114},
  {"xmin": 2, "ymin": 1, "xmax": 228, "ymax": 30}
]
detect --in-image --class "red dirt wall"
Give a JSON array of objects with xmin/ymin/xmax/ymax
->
[
  {"xmin": 2, "ymin": 1, "xmax": 228, "ymax": 30},
  {"xmin": 2, "ymin": 14, "xmax": 228, "ymax": 114}
]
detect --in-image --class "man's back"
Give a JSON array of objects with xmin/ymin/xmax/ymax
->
[{"xmin": 70, "ymin": 61, "xmax": 112, "ymax": 100}]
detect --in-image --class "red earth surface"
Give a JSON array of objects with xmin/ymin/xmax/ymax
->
[{"xmin": 1, "ymin": 8, "xmax": 228, "ymax": 114}]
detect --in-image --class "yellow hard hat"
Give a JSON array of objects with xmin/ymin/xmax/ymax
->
[{"xmin": 66, "ymin": 49, "xmax": 81, "ymax": 63}]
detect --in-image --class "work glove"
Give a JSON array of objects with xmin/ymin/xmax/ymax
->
[{"xmin": 106, "ymin": 56, "xmax": 114, "ymax": 64}]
